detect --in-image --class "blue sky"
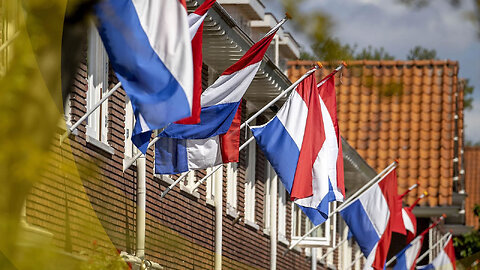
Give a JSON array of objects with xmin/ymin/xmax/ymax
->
[{"xmin": 264, "ymin": 0, "xmax": 480, "ymax": 143}]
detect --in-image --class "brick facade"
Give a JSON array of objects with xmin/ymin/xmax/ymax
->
[{"xmin": 25, "ymin": 45, "xmax": 329, "ymax": 269}]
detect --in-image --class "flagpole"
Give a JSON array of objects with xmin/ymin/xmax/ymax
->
[
  {"xmin": 346, "ymin": 254, "xmax": 363, "ymax": 270},
  {"xmin": 285, "ymin": 161, "xmax": 398, "ymax": 254},
  {"xmin": 160, "ymin": 172, "xmax": 189, "ymax": 199},
  {"xmin": 408, "ymin": 191, "xmax": 428, "ymax": 210},
  {"xmin": 400, "ymin": 183, "xmax": 419, "ymax": 198},
  {"xmin": 318, "ymin": 238, "xmax": 348, "ymax": 263},
  {"xmin": 60, "ymin": 81, "xmax": 122, "ymax": 144},
  {"xmin": 385, "ymin": 215, "xmax": 446, "ymax": 267},
  {"xmin": 416, "ymin": 233, "xmax": 451, "ymax": 263}
]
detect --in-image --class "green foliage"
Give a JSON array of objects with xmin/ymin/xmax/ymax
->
[
  {"xmin": 353, "ymin": 45, "xmax": 395, "ymax": 60},
  {"xmin": 463, "ymin": 78, "xmax": 475, "ymax": 110},
  {"xmin": 454, "ymin": 204, "xmax": 480, "ymax": 259},
  {"xmin": 407, "ymin": 46, "xmax": 438, "ymax": 60}
]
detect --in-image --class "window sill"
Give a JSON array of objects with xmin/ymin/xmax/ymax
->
[
  {"xmin": 206, "ymin": 198, "xmax": 215, "ymax": 207},
  {"xmin": 263, "ymin": 228, "xmax": 270, "ymax": 235},
  {"xmin": 57, "ymin": 122, "xmax": 79, "ymax": 137},
  {"xmin": 123, "ymin": 156, "xmax": 137, "ymax": 170},
  {"xmin": 180, "ymin": 185, "xmax": 200, "ymax": 199},
  {"xmin": 155, "ymin": 174, "xmax": 174, "ymax": 185},
  {"xmin": 245, "ymin": 219, "xmax": 259, "ymax": 230},
  {"xmin": 86, "ymin": 136, "xmax": 115, "ymax": 155},
  {"xmin": 226, "ymin": 207, "xmax": 238, "ymax": 219},
  {"xmin": 278, "ymin": 235, "xmax": 289, "ymax": 246}
]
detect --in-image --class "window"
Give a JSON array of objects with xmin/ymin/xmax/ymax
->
[
  {"xmin": 64, "ymin": 93, "xmax": 72, "ymax": 127},
  {"xmin": 291, "ymin": 203, "xmax": 334, "ymax": 247},
  {"xmin": 226, "ymin": 162, "xmax": 238, "ymax": 216},
  {"xmin": 206, "ymin": 166, "xmax": 222, "ymax": 205},
  {"xmin": 0, "ymin": 0, "xmax": 20, "ymax": 77},
  {"xmin": 86, "ymin": 22, "xmax": 109, "ymax": 144},
  {"xmin": 263, "ymin": 163, "xmax": 272, "ymax": 232},
  {"xmin": 278, "ymin": 181, "xmax": 287, "ymax": 242},
  {"xmin": 124, "ymin": 96, "xmax": 138, "ymax": 158},
  {"xmin": 244, "ymin": 129, "xmax": 256, "ymax": 224}
]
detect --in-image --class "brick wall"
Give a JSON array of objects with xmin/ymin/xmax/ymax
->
[{"xmin": 26, "ymin": 53, "xmax": 317, "ymax": 269}]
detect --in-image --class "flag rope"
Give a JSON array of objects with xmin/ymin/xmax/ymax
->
[
  {"xmin": 60, "ymin": 81, "xmax": 122, "ymax": 144},
  {"xmin": 285, "ymin": 161, "xmax": 398, "ymax": 254},
  {"xmin": 385, "ymin": 214, "xmax": 446, "ymax": 267},
  {"xmin": 416, "ymin": 233, "xmax": 451, "ymax": 263}
]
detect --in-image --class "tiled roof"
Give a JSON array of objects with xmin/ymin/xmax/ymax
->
[
  {"xmin": 287, "ymin": 60, "xmax": 463, "ymax": 207},
  {"xmin": 465, "ymin": 146, "xmax": 480, "ymax": 228}
]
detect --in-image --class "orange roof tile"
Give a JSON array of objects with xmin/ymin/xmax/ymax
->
[
  {"xmin": 287, "ymin": 60, "xmax": 462, "ymax": 207},
  {"xmin": 465, "ymin": 147, "xmax": 480, "ymax": 228}
]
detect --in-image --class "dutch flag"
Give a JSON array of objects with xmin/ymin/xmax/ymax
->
[
  {"xmin": 340, "ymin": 169, "xmax": 400, "ymax": 269},
  {"xmin": 251, "ymin": 71, "xmax": 344, "ymax": 225},
  {"xmin": 393, "ymin": 234, "xmax": 425, "ymax": 270},
  {"xmin": 417, "ymin": 235, "xmax": 456, "ymax": 270},
  {"xmin": 176, "ymin": 0, "xmax": 217, "ymax": 125},
  {"xmin": 154, "ymin": 26, "xmax": 279, "ymax": 174},
  {"xmin": 94, "ymin": 0, "xmax": 194, "ymax": 154}
]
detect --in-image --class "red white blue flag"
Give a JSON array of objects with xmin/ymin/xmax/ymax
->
[
  {"xmin": 418, "ymin": 235, "xmax": 456, "ymax": 270},
  {"xmin": 155, "ymin": 25, "xmax": 280, "ymax": 174},
  {"xmin": 95, "ymin": 0, "xmax": 194, "ymax": 154},
  {"xmin": 340, "ymin": 169, "xmax": 400, "ymax": 269},
  {"xmin": 251, "ymin": 71, "xmax": 343, "ymax": 225},
  {"xmin": 176, "ymin": 0, "xmax": 217, "ymax": 124}
]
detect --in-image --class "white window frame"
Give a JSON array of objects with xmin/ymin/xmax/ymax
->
[
  {"xmin": 226, "ymin": 162, "xmax": 238, "ymax": 217},
  {"xmin": 244, "ymin": 128, "xmax": 256, "ymax": 224},
  {"xmin": 291, "ymin": 203, "xmax": 334, "ymax": 247},
  {"xmin": 124, "ymin": 96, "xmax": 138, "ymax": 159},
  {"xmin": 64, "ymin": 92, "xmax": 72, "ymax": 127},
  {"xmin": 86, "ymin": 22, "xmax": 109, "ymax": 144},
  {"xmin": 278, "ymin": 179, "xmax": 287, "ymax": 242},
  {"xmin": 206, "ymin": 166, "xmax": 222, "ymax": 205},
  {"xmin": 263, "ymin": 163, "xmax": 272, "ymax": 233}
]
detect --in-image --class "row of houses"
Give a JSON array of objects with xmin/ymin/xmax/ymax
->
[{"xmin": 2, "ymin": 0, "xmax": 476, "ymax": 269}]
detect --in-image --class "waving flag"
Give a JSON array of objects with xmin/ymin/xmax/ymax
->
[
  {"xmin": 417, "ymin": 235, "xmax": 456, "ymax": 270},
  {"xmin": 251, "ymin": 71, "xmax": 341, "ymax": 225},
  {"xmin": 155, "ymin": 26, "xmax": 280, "ymax": 174},
  {"xmin": 393, "ymin": 234, "xmax": 425, "ymax": 270},
  {"xmin": 402, "ymin": 207, "xmax": 417, "ymax": 242},
  {"xmin": 317, "ymin": 72, "xmax": 345, "ymax": 201},
  {"xmin": 94, "ymin": 0, "xmax": 193, "ymax": 154},
  {"xmin": 176, "ymin": 0, "xmax": 217, "ymax": 124},
  {"xmin": 340, "ymin": 169, "xmax": 399, "ymax": 269}
]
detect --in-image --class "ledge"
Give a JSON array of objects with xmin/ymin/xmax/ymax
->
[
  {"xmin": 226, "ymin": 205, "xmax": 238, "ymax": 219},
  {"xmin": 155, "ymin": 174, "xmax": 174, "ymax": 185},
  {"xmin": 206, "ymin": 198, "xmax": 215, "ymax": 207},
  {"xmin": 278, "ymin": 235, "xmax": 289, "ymax": 246},
  {"xmin": 86, "ymin": 136, "xmax": 115, "ymax": 155},
  {"xmin": 180, "ymin": 185, "xmax": 200, "ymax": 199},
  {"xmin": 245, "ymin": 219, "xmax": 259, "ymax": 230}
]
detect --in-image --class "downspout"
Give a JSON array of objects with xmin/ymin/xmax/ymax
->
[
  {"xmin": 270, "ymin": 167, "xmax": 277, "ymax": 270},
  {"xmin": 215, "ymin": 170, "xmax": 222, "ymax": 270},
  {"xmin": 311, "ymin": 248, "xmax": 317, "ymax": 270},
  {"xmin": 136, "ymin": 156, "xmax": 146, "ymax": 260}
]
